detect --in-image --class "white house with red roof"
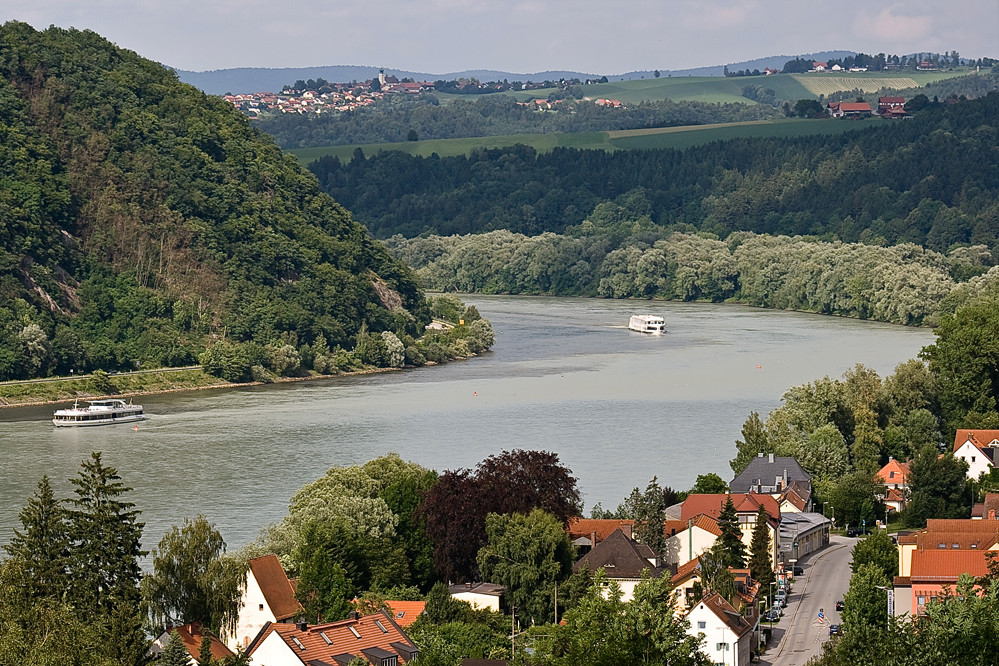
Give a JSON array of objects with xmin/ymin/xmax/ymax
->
[
  {"xmin": 687, "ymin": 592, "xmax": 754, "ymax": 666},
  {"xmin": 248, "ymin": 611, "xmax": 419, "ymax": 666},
  {"xmin": 662, "ymin": 514, "xmax": 722, "ymax": 567},
  {"xmin": 828, "ymin": 101, "xmax": 873, "ymax": 117},
  {"xmin": 953, "ymin": 429, "xmax": 999, "ymax": 479},
  {"xmin": 225, "ymin": 554, "xmax": 304, "ymax": 650},
  {"xmin": 878, "ymin": 457, "xmax": 911, "ymax": 513},
  {"xmin": 681, "ymin": 493, "xmax": 781, "ymax": 569}
]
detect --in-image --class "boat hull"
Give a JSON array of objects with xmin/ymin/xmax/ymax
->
[{"xmin": 52, "ymin": 413, "xmax": 146, "ymax": 427}]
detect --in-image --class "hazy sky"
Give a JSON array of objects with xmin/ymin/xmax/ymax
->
[{"xmin": 10, "ymin": 0, "xmax": 999, "ymax": 74}]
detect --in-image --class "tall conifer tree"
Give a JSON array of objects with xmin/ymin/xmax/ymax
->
[
  {"xmin": 748, "ymin": 505, "xmax": 774, "ymax": 589},
  {"xmin": 3, "ymin": 475, "xmax": 70, "ymax": 600},
  {"xmin": 716, "ymin": 494, "xmax": 746, "ymax": 568},
  {"xmin": 68, "ymin": 452, "xmax": 146, "ymax": 612}
]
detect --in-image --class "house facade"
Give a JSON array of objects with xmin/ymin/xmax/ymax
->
[
  {"xmin": 877, "ymin": 458, "xmax": 910, "ymax": 513},
  {"xmin": 449, "ymin": 582, "xmax": 504, "ymax": 612},
  {"xmin": 953, "ymin": 429, "xmax": 999, "ymax": 479},
  {"xmin": 225, "ymin": 554, "xmax": 304, "ymax": 650},
  {"xmin": 686, "ymin": 592, "xmax": 754, "ymax": 666},
  {"xmin": 681, "ymin": 493, "xmax": 782, "ymax": 570},
  {"xmin": 662, "ymin": 515, "xmax": 721, "ymax": 567}
]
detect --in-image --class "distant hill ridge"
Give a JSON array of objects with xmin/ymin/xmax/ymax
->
[{"xmin": 175, "ymin": 52, "xmax": 856, "ymax": 95}]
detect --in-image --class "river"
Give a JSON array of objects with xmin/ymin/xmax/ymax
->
[{"xmin": 0, "ymin": 296, "xmax": 934, "ymax": 552}]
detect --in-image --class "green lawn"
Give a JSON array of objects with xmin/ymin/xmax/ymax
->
[{"xmin": 289, "ymin": 116, "xmax": 888, "ymax": 164}]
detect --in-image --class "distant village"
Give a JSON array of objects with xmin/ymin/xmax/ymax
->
[{"xmin": 222, "ymin": 70, "xmax": 614, "ymax": 118}]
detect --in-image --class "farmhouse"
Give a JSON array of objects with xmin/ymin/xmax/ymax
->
[
  {"xmin": 828, "ymin": 101, "xmax": 872, "ymax": 117},
  {"xmin": 953, "ymin": 429, "xmax": 999, "ymax": 479}
]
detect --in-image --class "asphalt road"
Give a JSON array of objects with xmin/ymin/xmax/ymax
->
[{"xmin": 760, "ymin": 535, "xmax": 857, "ymax": 666}]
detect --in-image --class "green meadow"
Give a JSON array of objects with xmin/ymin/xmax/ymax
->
[{"xmin": 289, "ymin": 117, "xmax": 885, "ymax": 164}]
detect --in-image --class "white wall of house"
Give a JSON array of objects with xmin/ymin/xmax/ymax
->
[
  {"xmin": 451, "ymin": 591, "xmax": 501, "ymax": 612},
  {"xmin": 249, "ymin": 631, "xmax": 301, "ymax": 666},
  {"xmin": 955, "ymin": 441, "xmax": 993, "ymax": 479},
  {"xmin": 663, "ymin": 527, "xmax": 718, "ymax": 566},
  {"xmin": 687, "ymin": 603, "xmax": 751, "ymax": 666},
  {"xmin": 226, "ymin": 571, "xmax": 277, "ymax": 650}
]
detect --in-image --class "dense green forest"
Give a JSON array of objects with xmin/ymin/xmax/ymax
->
[
  {"xmin": 311, "ymin": 93, "xmax": 999, "ymax": 242},
  {"xmin": 387, "ymin": 229, "xmax": 999, "ymax": 326},
  {"xmin": 0, "ymin": 22, "xmax": 492, "ymax": 382},
  {"xmin": 257, "ymin": 93, "xmax": 780, "ymax": 149}
]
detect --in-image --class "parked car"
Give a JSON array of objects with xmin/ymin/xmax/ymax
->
[
  {"xmin": 835, "ymin": 600, "xmax": 844, "ymax": 611},
  {"xmin": 829, "ymin": 624, "xmax": 841, "ymax": 636},
  {"xmin": 763, "ymin": 609, "xmax": 781, "ymax": 622},
  {"xmin": 793, "ymin": 566, "xmax": 804, "ymax": 576}
]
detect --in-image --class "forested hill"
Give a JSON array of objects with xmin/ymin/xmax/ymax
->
[
  {"xmin": 311, "ymin": 93, "xmax": 999, "ymax": 247},
  {"xmin": 0, "ymin": 22, "xmax": 428, "ymax": 380}
]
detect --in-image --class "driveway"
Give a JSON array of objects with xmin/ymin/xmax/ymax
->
[{"xmin": 759, "ymin": 535, "xmax": 856, "ymax": 666}]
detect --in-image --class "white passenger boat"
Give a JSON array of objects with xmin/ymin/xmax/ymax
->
[
  {"xmin": 628, "ymin": 314, "xmax": 666, "ymax": 334},
  {"xmin": 52, "ymin": 399, "xmax": 146, "ymax": 427}
]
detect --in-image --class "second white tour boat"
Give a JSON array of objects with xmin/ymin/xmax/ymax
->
[{"xmin": 52, "ymin": 399, "xmax": 146, "ymax": 427}]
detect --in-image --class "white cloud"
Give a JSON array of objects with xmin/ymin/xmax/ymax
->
[{"xmin": 853, "ymin": 5, "xmax": 933, "ymax": 44}]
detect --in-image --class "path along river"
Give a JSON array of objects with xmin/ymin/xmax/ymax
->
[{"xmin": 0, "ymin": 296, "xmax": 934, "ymax": 552}]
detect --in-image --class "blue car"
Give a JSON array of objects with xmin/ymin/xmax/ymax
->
[{"xmin": 829, "ymin": 624, "xmax": 841, "ymax": 636}]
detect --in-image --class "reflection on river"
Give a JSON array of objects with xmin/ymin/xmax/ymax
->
[{"xmin": 0, "ymin": 297, "xmax": 934, "ymax": 551}]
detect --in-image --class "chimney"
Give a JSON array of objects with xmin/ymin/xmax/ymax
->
[
  {"xmin": 297, "ymin": 621, "xmax": 308, "ymax": 631},
  {"xmin": 758, "ymin": 452, "xmax": 765, "ymax": 458},
  {"xmin": 990, "ymin": 509, "xmax": 996, "ymax": 520},
  {"xmin": 768, "ymin": 453, "xmax": 774, "ymax": 464},
  {"xmin": 783, "ymin": 467, "xmax": 788, "ymax": 488},
  {"xmin": 623, "ymin": 523, "xmax": 633, "ymax": 538},
  {"xmin": 349, "ymin": 610, "xmax": 360, "ymax": 620},
  {"xmin": 591, "ymin": 531, "xmax": 597, "ymax": 548},
  {"xmin": 465, "ymin": 582, "xmax": 472, "ymax": 589}
]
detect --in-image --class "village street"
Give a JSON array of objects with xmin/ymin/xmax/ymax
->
[{"xmin": 760, "ymin": 535, "xmax": 857, "ymax": 666}]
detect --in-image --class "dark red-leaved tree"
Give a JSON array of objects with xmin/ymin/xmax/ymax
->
[{"xmin": 419, "ymin": 450, "xmax": 581, "ymax": 582}]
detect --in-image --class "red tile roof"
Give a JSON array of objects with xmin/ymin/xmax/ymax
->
[
  {"xmin": 249, "ymin": 554, "xmax": 303, "ymax": 621},
  {"xmin": 384, "ymin": 601, "xmax": 426, "ymax": 627},
  {"xmin": 664, "ymin": 514, "xmax": 722, "ymax": 538},
  {"xmin": 910, "ymin": 549, "xmax": 989, "ymax": 582},
  {"xmin": 671, "ymin": 556, "xmax": 702, "ymax": 585},
  {"xmin": 249, "ymin": 612, "xmax": 418, "ymax": 664},
  {"xmin": 925, "ymin": 519, "xmax": 999, "ymax": 533},
  {"xmin": 953, "ymin": 429, "xmax": 999, "ymax": 454},
  {"xmin": 681, "ymin": 493, "xmax": 780, "ymax": 523},
  {"xmin": 567, "ymin": 518, "xmax": 635, "ymax": 542},
  {"xmin": 915, "ymin": 530, "xmax": 999, "ymax": 551},
  {"xmin": 165, "ymin": 622, "xmax": 234, "ymax": 662},
  {"xmin": 878, "ymin": 458, "xmax": 910, "ymax": 485}
]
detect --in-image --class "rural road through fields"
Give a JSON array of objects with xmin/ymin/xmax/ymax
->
[{"xmin": 761, "ymin": 535, "xmax": 857, "ymax": 666}]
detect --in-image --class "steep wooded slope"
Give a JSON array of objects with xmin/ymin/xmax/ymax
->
[{"xmin": 0, "ymin": 22, "xmax": 427, "ymax": 379}]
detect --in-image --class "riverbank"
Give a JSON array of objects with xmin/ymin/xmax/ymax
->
[{"xmin": 0, "ymin": 363, "xmax": 423, "ymax": 409}]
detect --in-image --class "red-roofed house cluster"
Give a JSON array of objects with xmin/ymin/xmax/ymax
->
[{"xmin": 893, "ymin": 505, "xmax": 999, "ymax": 617}]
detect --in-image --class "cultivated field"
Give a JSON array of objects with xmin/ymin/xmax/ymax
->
[
  {"xmin": 794, "ymin": 75, "xmax": 919, "ymax": 95},
  {"xmin": 289, "ymin": 117, "xmax": 884, "ymax": 164}
]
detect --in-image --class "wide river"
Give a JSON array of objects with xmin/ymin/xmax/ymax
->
[{"xmin": 0, "ymin": 296, "xmax": 934, "ymax": 552}]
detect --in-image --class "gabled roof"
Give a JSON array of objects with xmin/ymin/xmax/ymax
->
[
  {"xmin": 953, "ymin": 429, "xmax": 999, "ymax": 455},
  {"xmin": 567, "ymin": 518, "xmax": 635, "ymax": 542},
  {"xmin": 159, "ymin": 622, "xmax": 235, "ymax": 662},
  {"xmin": 671, "ymin": 556, "xmax": 702, "ymax": 585},
  {"xmin": 384, "ymin": 601, "xmax": 425, "ymax": 627},
  {"xmin": 664, "ymin": 514, "xmax": 722, "ymax": 538},
  {"xmin": 910, "ymin": 549, "xmax": 989, "ymax": 582},
  {"xmin": 248, "ymin": 612, "xmax": 418, "ymax": 664},
  {"xmin": 838, "ymin": 102, "xmax": 872, "ymax": 112},
  {"xmin": 915, "ymin": 530, "xmax": 999, "ymax": 551},
  {"xmin": 984, "ymin": 493, "xmax": 999, "ymax": 520},
  {"xmin": 681, "ymin": 493, "xmax": 780, "ymax": 524},
  {"xmin": 730, "ymin": 455, "xmax": 810, "ymax": 494},
  {"xmin": 780, "ymin": 487, "xmax": 808, "ymax": 512},
  {"xmin": 692, "ymin": 592, "xmax": 754, "ymax": 638},
  {"xmin": 878, "ymin": 458, "xmax": 911, "ymax": 485},
  {"xmin": 249, "ymin": 554, "xmax": 303, "ymax": 621},
  {"xmin": 926, "ymin": 519, "xmax": 999, "ymax": 533},
  {"xmin": 573, "ymin": 528, "xmax": 668, "ymax": 579}
]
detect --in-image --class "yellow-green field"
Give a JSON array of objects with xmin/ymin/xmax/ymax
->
[{"xmin": 793, "ymin": 75, "xmax": 919, "ymax": 96}]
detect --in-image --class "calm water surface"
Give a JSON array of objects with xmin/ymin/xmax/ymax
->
[{"xmin": 0, "ymin": 297, "xmax": 934, "ymax": 551}]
